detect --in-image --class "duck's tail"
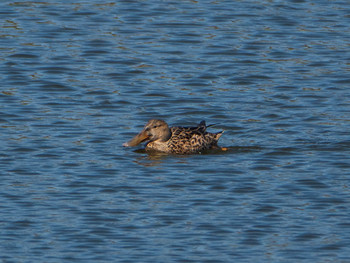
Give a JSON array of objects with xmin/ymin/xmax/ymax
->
[{"xmin": 215, "ymin": 130, "xmax": 224, "ymax": 141}]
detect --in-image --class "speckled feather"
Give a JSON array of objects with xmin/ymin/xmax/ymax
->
[{"xmin": 163, "ymin": 126, "xmax": 222, "ymax": 154}]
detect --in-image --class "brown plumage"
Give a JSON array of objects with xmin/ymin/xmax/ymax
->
[{"xmin": 123, "ymin": 119, "xmax": 223, "ymax": 154}]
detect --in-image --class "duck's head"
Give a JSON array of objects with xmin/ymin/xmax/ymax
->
[{"xmin": 123, "ymin": 119, "xmax": 171, "ymax": 147}]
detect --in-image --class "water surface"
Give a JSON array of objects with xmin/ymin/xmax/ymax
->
[{"xmin": 1, "ymin": 0, "xmax": 350, "ymax": 262}]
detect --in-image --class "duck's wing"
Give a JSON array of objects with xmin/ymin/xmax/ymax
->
[
  {"xmin": 171, "ymin": 120, "xmax": 218, "ymax": 136},
  {"xmin": 198, "ymin": 120, "xmax": 219, "ymax": 131}
]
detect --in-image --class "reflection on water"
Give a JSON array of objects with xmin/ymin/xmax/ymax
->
[
  {"xmin": 1, "ymin": 0, "xmax": 350, "ymax": 262},
  {"xmin": 131, "ymin": 146, "xmax": 257, "ymax": 166},
  {"xmin": 133, "ymin": 149, "xmax": 170, "ymax": 166}
]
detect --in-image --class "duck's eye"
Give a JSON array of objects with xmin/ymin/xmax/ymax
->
[{"xmin": 152, "ymin": 125, "xmax": 158, "ymax": 129}]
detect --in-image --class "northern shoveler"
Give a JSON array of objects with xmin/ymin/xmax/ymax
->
[{"xmin": 123, "ymin": 119, "xmax": 224, "ymax": 154}]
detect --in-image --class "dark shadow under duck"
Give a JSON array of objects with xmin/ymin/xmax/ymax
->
[{"xmin": 123, "ymin": 119, "xmax": 224, "ymax": 154}]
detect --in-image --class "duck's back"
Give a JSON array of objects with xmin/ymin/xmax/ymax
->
[{"xmin": 168, "ymin": 126, "xmax": 222, "ymax": 154}]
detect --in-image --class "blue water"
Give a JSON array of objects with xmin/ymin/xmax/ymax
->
[{"xmin": 1, "ymin": 0, "xmax": 350, "ymax": 262}]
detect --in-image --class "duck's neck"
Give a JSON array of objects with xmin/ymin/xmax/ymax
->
[{"xmin": 159, "ymin": 127, "xmax": 171, "ymax": 142}]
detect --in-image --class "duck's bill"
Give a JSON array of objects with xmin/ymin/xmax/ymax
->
[{"xmin": 123, "ymin": 130, "xmax": 149, "ymax": 147}]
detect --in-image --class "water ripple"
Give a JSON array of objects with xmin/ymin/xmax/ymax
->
[{"xmin": 1, "ymin": 0, "xmax": 350, "ymax": 262}]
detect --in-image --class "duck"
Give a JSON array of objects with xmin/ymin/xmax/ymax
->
[{"xmin": 123, "ymin": 119, "xmax": 224, "ymax": 154}]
